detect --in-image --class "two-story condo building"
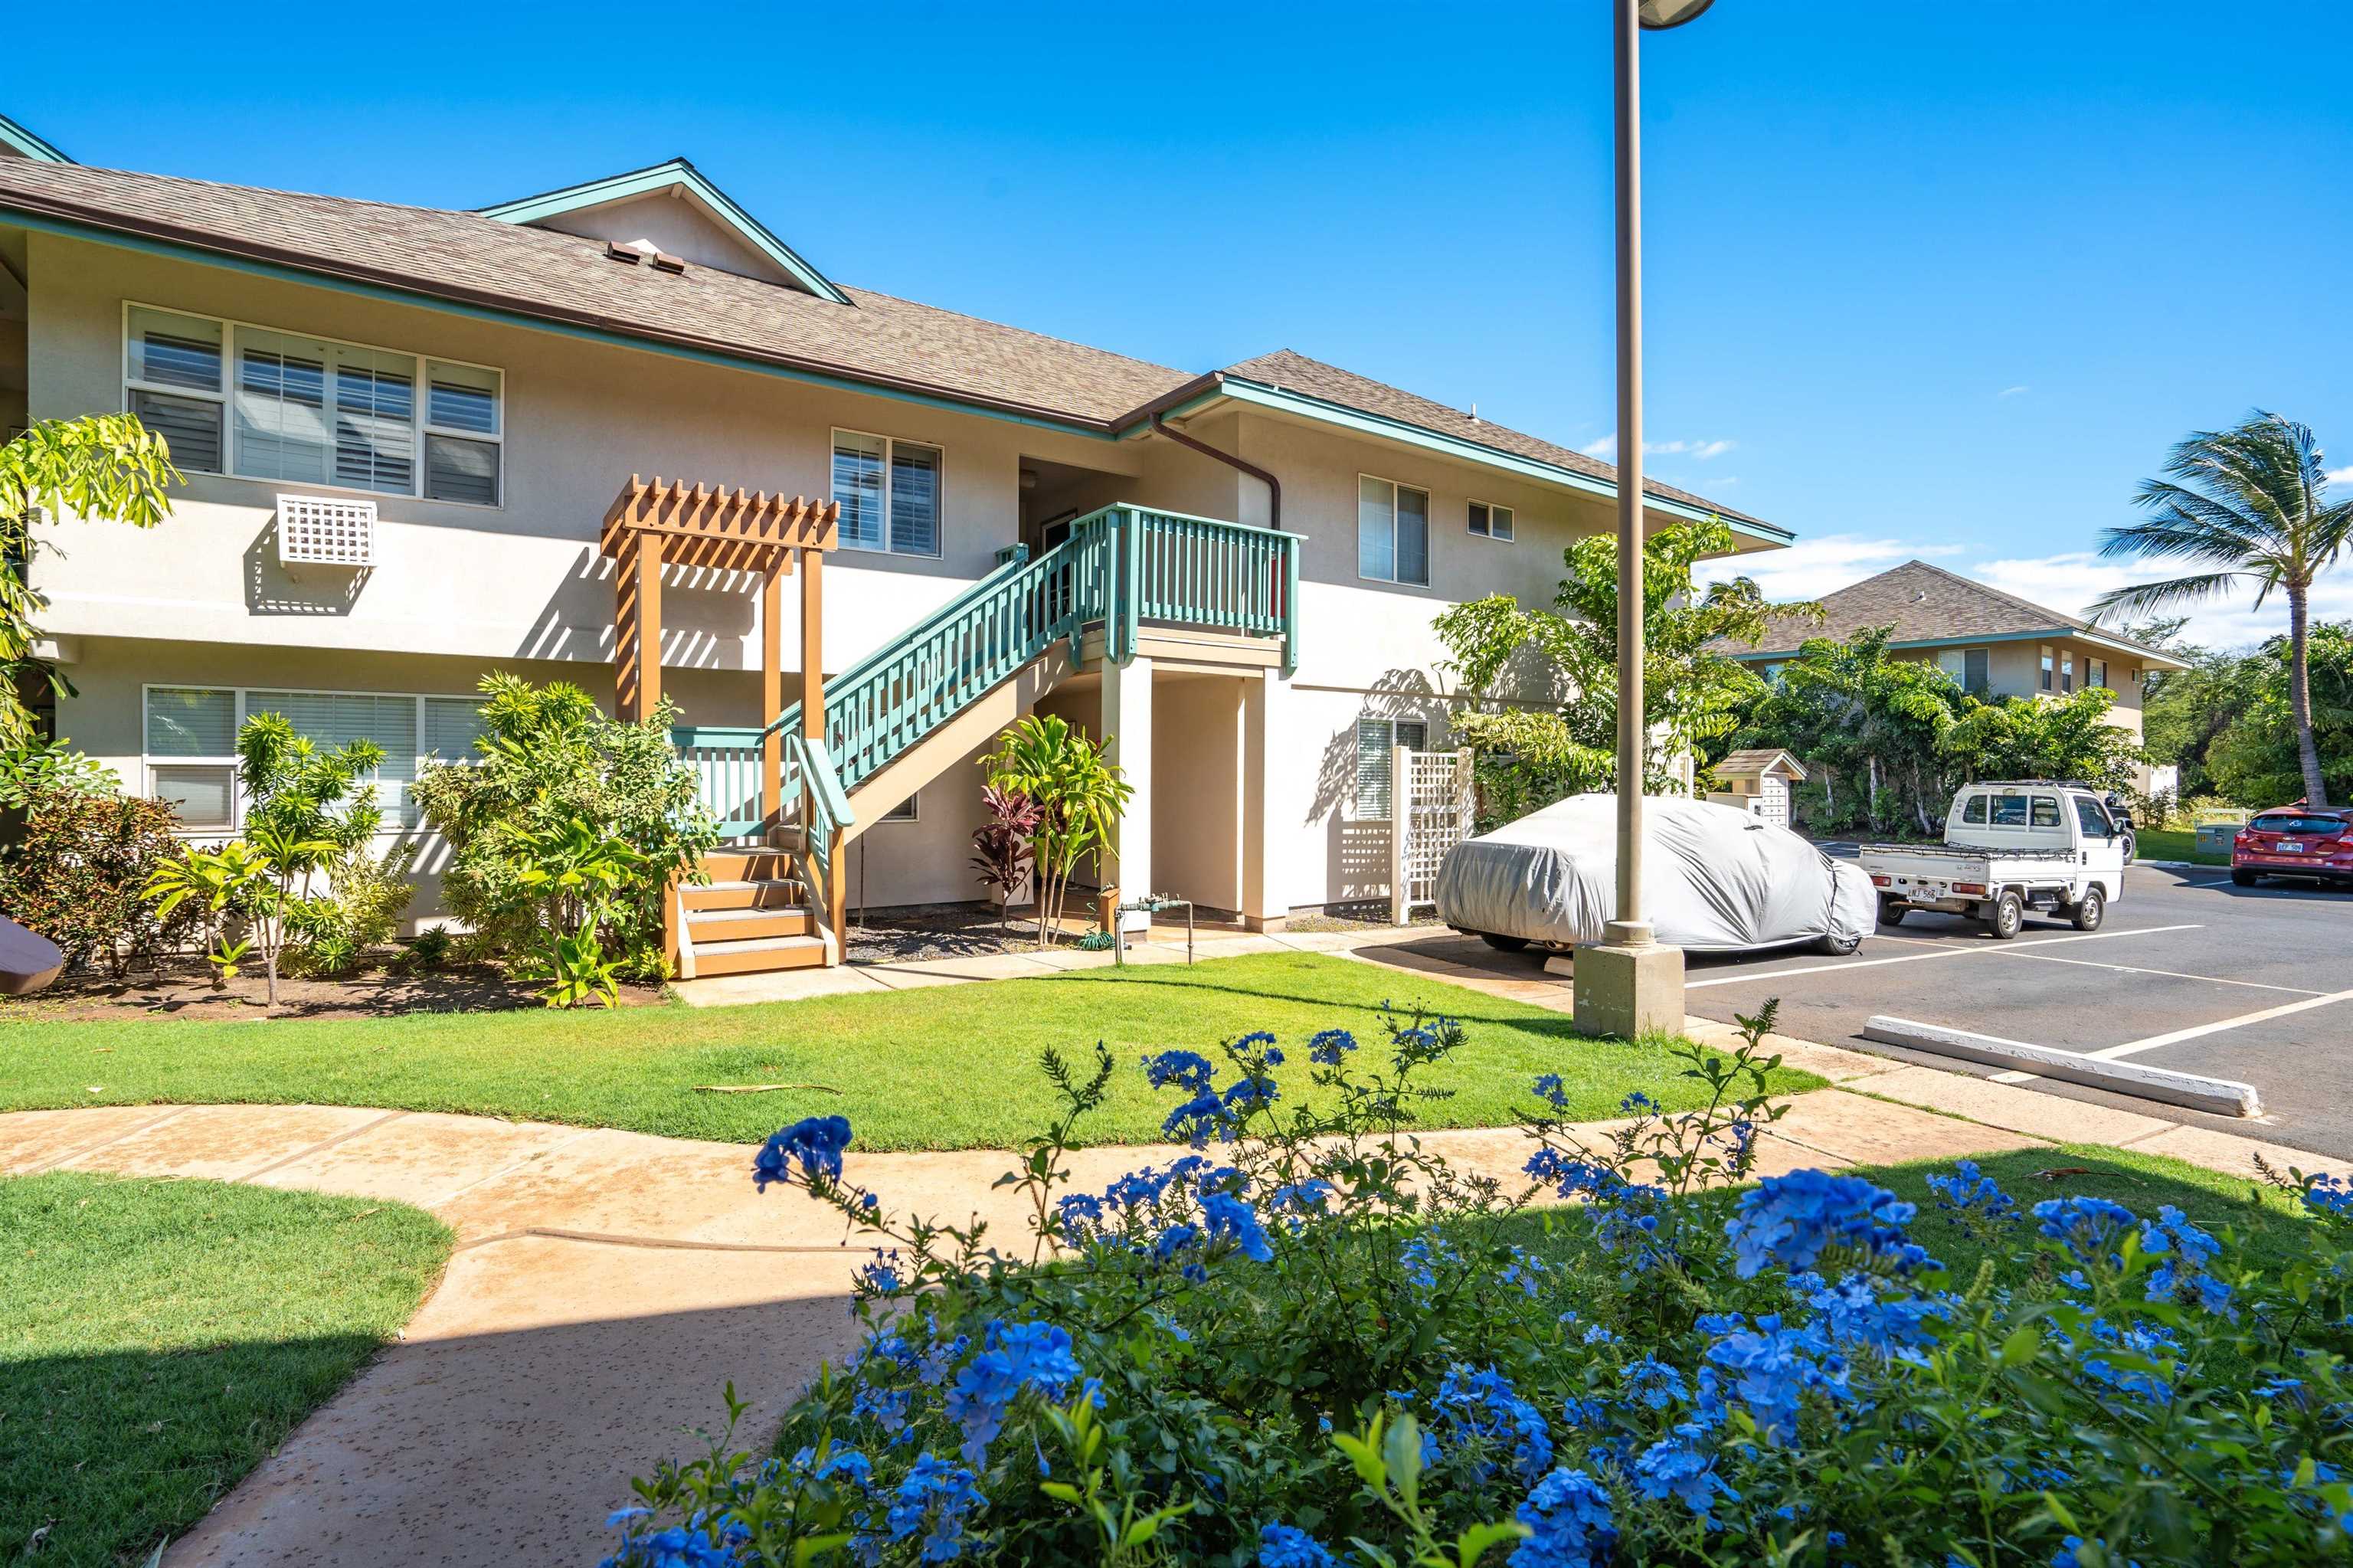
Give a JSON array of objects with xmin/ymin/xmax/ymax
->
[{"xmin": 0, "ymin": 123, "xmax": 1789, "ymax": 964}]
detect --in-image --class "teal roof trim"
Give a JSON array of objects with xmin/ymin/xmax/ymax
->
[
  {"xmin": 1730, "ymin": 627, "xmax": 2184, "ymax": 667},
  {"xmin": 476, "ymin": 158, "xmax": 849, "ymax": 306},
  {"xmin": 0, "ymin": 207, "xmax": 1118, "ymax": 441},
  {"xmin": 1144, "ymin": 376, "xmax": 1794, "ymax": 545},
  {"xmin": 0, "ymin": 113, "xmax": 73, "ymax": 165}
]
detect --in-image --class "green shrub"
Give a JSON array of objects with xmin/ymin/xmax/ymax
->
[
  {"xmin": 411, "ymin": 674, "xmax": 714, "ymax": 978},
  {"xmin": 0, "ymin": 782, "xmax": 194, "ymax": 974}
]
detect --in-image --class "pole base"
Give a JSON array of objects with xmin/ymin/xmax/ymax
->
[{"xmin": 1571, "ymin": 938, "xmax": 1686, "ymax": 1039}]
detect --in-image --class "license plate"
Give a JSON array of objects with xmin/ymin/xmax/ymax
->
[{"xmin": 2279, "ymin": 843, "xmax": 2308, "ymax": 853}]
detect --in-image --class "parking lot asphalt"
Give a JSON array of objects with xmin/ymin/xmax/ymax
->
[{"xmin": 1669, "ymin": 858, "xmax": 2353, "ymax": 1162}]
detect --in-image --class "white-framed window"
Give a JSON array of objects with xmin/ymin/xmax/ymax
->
[
  {"xmin": 1350, "ymin": 717, "xmax": 1429, "ymax": 821},
  {"xmin": 141, "ymin": 684, "xmax": 489, "ymax": 832},
  {"xmin": 2087, "ymin": 657, "xmax": 2108, "ymax": 692},
  {"xmin": 832, "ymin": 428, "xmax": 942, "ymax": 556},
  {"xmin": 1964, "ymin": 647, "xmax": 1990, "ymax": 696},
  {"xmin": 123, "ymin": 303, "xmax": 503, "ymax": 506},
  {"xmin": 1357, "ymin": 474, "xmax": 1430, "ymax": 586},
  {"xmin": 879, "ymin": 792, "xmax": 918, "ymax": 823},
  {"xmin": 2060, "ymin": 650, "xmax": 2075, "ymax": 693},
  {"xmin": 1466, "ymin": 499, "xmax": 1515, "ymax": 542},
  {"xmin": 2040, "ymin": 646, "xmax": 2055, "ymax": 692}
]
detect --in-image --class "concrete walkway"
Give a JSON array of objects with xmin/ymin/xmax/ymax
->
[{"xmin": 7, "ymin": 1010, "xmax": 2343, "ymax": 1564}]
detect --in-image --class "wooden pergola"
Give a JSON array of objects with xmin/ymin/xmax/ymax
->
[{"xmin": 601, "ymin": 475, "xmax": 839, "ymax": 832}]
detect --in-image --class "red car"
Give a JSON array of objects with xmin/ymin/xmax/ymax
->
[{"xmin": 2232, "ymin": 805, "xmax": 2353, "ymax": 888}]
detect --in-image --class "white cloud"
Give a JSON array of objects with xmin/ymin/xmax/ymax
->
[
  {"xmin": 1970, "ymin": 550, "xmax": 2353, "ymax": 651},
  {"xmin": 1999, "ymin": 385, "xmax": 2030, "ymax": 398},
  {"xmin": 1577, "ymin": 434, "xmax": 1736, "ymax": 462},
  {"xmin": 1692, "ymin": 534, "xmax": 1957, "ymax": 603},
  {"xmin": 2327, "ymin": 464, "xmax": 2353, "ymax": 486}
]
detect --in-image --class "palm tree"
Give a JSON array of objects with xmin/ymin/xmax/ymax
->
[{"xmin": 2092, "ymin": 412, "xmax": 2353, "ymax": 807}]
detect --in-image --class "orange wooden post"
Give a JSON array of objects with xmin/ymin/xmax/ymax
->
[
  {"xmin": 616, "ymin": 529, "xmax": 665, "ymax": 721},
  {"xmin": 797, "ymin": 546, "xmax": 844, "ymax": 934},
  {"xmin": 761, "ymin": 563, "xmax": 783, "ymax": 830}
]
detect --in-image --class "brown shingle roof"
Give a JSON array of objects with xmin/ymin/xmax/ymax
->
[
  {"xmin": 0, "ymin": 162, "xmax": 1766, "ymax": 532},
  {"xmin": 1730, "ymin": 560, "xmax": 2186, "ymax": 666},
  {"xmin": 1217, "ymin": 349, "xmax": 1765, "ymax": 527}
]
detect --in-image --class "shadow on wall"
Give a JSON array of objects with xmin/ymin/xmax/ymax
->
[
  {"xmin": 243, "ymin": 518, "xmax": 373, "ymax": 616},
  {"xmin": 1310, "ymin": 669, "xmax": 1442, "ymax": 908},
  {"xmin": 512, "ymin": 547, "xmax": 760, "ymax": 671}
]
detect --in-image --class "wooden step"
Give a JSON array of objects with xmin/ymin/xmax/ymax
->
[
  {"xmin": 690, "ymin": 933, "xmax": 830, "ymax": 977},
  {"xmin": 683, "ymin": 877, "xmax": 808, "ymax": 912},
  {"xmin": 702, "ymin": 847, "xmax": 797, "ymax": 883},
  {"xmin": 686, "ymin": 904, "xmax": 813, "ymax": 941}
]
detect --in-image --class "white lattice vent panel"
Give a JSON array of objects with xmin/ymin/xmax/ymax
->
[{"xmin": 277, "ymin": 495, "xmax": 377, "ymax": 566}]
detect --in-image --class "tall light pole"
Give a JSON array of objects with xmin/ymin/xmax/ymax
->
[{"xmin": 1567, "ymin": 0, "xmax": 1714, "ymax": 1039}]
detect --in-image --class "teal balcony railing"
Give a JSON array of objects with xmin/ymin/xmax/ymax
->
[{"xmin": 673, "ymin": 505, "xmax": 1301, "ymax": 833}]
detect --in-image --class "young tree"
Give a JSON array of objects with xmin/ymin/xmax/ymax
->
[
  {"xmin": 1735, "ymin": 627, "xmax": 1964, "ymax": 836},
  {"xmin": 2092, "ymin": 413, "xmax": 2353, "ymax": 807},
  {"xmin": 1433, "ymin": 516, "xmax": 1787, "ymax": 819},
  {"xmin": 978, "ymin": 715, "xmax": 1131, "ymax": 947},
  {"xmin": 0, "ymin": 414, "xmax": 181, "ymax": 747}
]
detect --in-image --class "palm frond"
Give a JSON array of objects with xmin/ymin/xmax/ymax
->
[{"xmin": 2086, "ymin": 570, "xmax": 2249, "ymax": 620}]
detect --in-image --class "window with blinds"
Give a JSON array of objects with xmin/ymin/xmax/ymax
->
[
  {"xmin": 1358, "ymin": 475, "xmax": 1431, "ymax": 586},
  {"xmin": 833, "ymin": 429, "xmax": 943, "ymax": 557},
  {"xmin": 142, "ymin": 686, "xmax": 491, "ymax": 831},
  {"xmin": 123, "ymin": 305, "xmax": 502, "ymax": 505},
  {"xmin": 1351, "ymin": 717, "xmax": 1429, "ymax": 821}
]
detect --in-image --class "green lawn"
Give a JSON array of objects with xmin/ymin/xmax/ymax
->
[
  {"xmin": 0, "ymin": 953, "xmax": 1821, "ymax": 1151},
  {"xmin": 2136, "ymin": 827, "xmax": 2227, "ymax": 866},
  {"xmin": 0, "ymin": 1173, "xmax": 450, "ymax": 1567}
]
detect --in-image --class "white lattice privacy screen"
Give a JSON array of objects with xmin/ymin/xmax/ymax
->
[
  {"xmin": 277, "ymin": 494, "xmax": 377, "ymax": 566},
  {"xmin": 1391, "ymin": 748, "xmax": 1476, "ymax": 925}
]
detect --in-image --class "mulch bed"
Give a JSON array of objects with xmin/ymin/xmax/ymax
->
[
  {"xmin": 842, "ymin": 904, "xmax": 1046, "ymax": 965},
  {"xmin": 5, "ymin": 962, "xmax": 665, "ymax": 1022}
]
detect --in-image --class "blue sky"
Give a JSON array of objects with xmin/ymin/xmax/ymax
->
[{"xmin": 11, "ymin": 0, "xmax": 2351, "ymax": 649}]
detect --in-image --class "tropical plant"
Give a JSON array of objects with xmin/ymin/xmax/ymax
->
[
  {"xmin": 969, "ymin": 784, "xmax": 1042, "ymax": 929},
  {"xmin": 144, "ymin": 830, "xmax": 327, "ymax": 1004},
  {"xmin": 1434, "ymin": 517, "xmax": 1788, "ymax": 821},
  {"xmin": 610, "ymin": 1003, "xmax": 2353, "ymax": 1568},
  {"xmin": 232, "ymin": 709, "xmax": 414, "ymax": 974},
  {"xmin": 0, "ymin": 414, "xmax": 181, "ymax": 748},
  {"xmin": 2092, "ymin": 412, "xmax": 2353, "ymax": 807},
  {"xmin": 0, "ymin": 784, "xmax": 193, "ymax": 974},
  {"xmin": 2205, "ymin": 622, "xmax": 2353, "ymax": 808},
  {"xmin": 505, "ymin": 813, "xmax": 648, "ymax": 1007},
  {"xmin": 0, "ymin": 738, "xmax": 120, "ymax": 812},
  {"xmin": 411, "ymin": 674, "xmax": 714, "ymax": 980},
  {"xmin": 979, "ymin": 715, "xmax": 1132, "ymax": 948}
]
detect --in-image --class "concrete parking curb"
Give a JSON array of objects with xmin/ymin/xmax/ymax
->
[{"xmin": 1859, "ymin": 1015, "xmax": 2263, "ymax": 1118}]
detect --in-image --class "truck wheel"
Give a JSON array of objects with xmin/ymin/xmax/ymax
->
[
  {"xmin": 1876, "ymin": 896, "xmax": 1906, "ymax": 927},
  {"xmin": 1478, "ymin": 933, "xmax": 1530, "ymax": 953},
  {"xmin": 1986, "ymin": 892, "xmax": 2023, "ymax": 941},
  {"xmin": 2070, "ymin": 883, "xmax": 2106, "ymax": 931},
  {"xmin": 2119, "ymin": 831, "xmax": 2135, "ymax": 864}
]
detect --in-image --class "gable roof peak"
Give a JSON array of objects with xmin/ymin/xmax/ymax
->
[{"xmin": 476, "ymin": 156, "xmax": 848, "ymax": 304}]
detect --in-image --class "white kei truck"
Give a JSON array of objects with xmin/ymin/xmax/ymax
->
[{"xmin": 1860, "ymin": 781, "xmax": 2132, "ymax": 940}]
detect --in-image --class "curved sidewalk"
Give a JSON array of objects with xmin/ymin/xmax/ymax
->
[{"xmin": 4, "ymin": 1063, "xmax": 2333, "ymax": 1567}]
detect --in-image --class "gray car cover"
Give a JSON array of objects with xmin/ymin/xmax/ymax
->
[{"xmin": 1434, "ymin": 793, "xmax": 1875, "ymax": 953}]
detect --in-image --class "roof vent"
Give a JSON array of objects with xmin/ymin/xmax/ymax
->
[
  {"xmin": 604, "ymin": 240, "xmax": 643, "ymax": 264},
  {"xmin": 650, "ymin": 251, "xmax": 686, "ymax": 274}
]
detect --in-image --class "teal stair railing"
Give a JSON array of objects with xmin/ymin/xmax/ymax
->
[{"xmin": 672, "ymin": 506, "xmax": 1302, "ymax": 831}]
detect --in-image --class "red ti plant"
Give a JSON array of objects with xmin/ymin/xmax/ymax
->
[{"xmin": 970, "ymin": 784, "xmax": 1042, "ymax": 931}]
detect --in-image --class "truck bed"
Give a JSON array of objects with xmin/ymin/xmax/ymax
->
[{"xmin": 1856, "ymin": 842, "xmax": 2077, "ymax": 864}]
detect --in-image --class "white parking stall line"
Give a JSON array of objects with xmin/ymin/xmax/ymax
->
[
  {"xmin": 2088, "ymin": 987, "xmax": 2353, "ymax": 1062},
  {"xmin": 1684, "ymin": 923, "xmax": 2203, "ymax": 991},
  {"xmin": 1992, "ymin": 952, "xmax": 2326, "ymax": 997}
]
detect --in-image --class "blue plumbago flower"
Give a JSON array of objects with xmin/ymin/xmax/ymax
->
[
  {"xmin": 1201, "ymin": 1191, "xmax": 1276, "ymax": 1262},
  {"xmin": 1055, "ymin": 1191, "xmax": 1105, "ymax": 1237},
  {"xmin": 1622, "ymin": 1353, "xmax": 1687, "ymax": 1411},
  {"xmin": 601, "ymin": 1517, "xmax": 741, "ymax": 1568},
  {"xmin": 1581, "ymin": 1324, "xmax": 1616, "ymax": 1347},
  {"xmin": 811, "ymin": 1449, "xmax": 872, "ymax": 1485},
  {"xmin": 1631, "ymin": 1428, "xmax": 1738, "ymax": 1523},
  {"xmin": 1925, "ymin": 1159, "xmax": 2017, "ymax": 1223},
  {"xmin": 1432, "ymin": 1363, "xmax": 1555, "ymax": 1485},
  {"xmin": 1400, "ymin": 1235, "xmax": 1461, "ymax": 1294},
  {"xmin": 944, "ymin": 1320, "xmax": 1082, "ymax": 1465},
  {"xmin": 852, "ymin": 1382, "xmax": 912, "ymax": 1437},
  {"xmin": 1619, "ymin": 1090, "xmax": 1657, "ymax": 1115},
  {"xmin": 2140, "ymin": 1204, "xmax": 2233, "ymax": 1318},
  {"xmin": 2052, "ymin": 1537, "xmax": 2142, "ymax": 1568},
  {"xmin": 1703, "ymin": 1313, "xmax": 1849, "ymax": 1442},
  {"xmin": 1511, "ymin": 1467, "xmax": 1616, "ymax": 1568},
  {"xmin": 1559, "ymin": 1393, "xmax": 1612, "ymax": 1430},
  {"xmin": 1269, "ymin": 1178, "xmax": 1335, "ymax": 1220},
  {"xmin": 1498, "ymin": 1246, "xmax": 1548, "ymax": 1298},
  {"xmin": 1163, "ymin": 1089, "xmax": 1239, "ymax": 1147},
  {"xmin": 1257, "ymin": 1522, "xmax": 1337, "ymax": 1568},
  {"xmin": 856, "ymin": 1249, "xmax": 904, "ymax": 1297},
  {"xmin": 1221, "ymin": 1075, "xmax": 1280, "ymax": 1116},
  {"xmin": 1143, "ymin": 1049, "xmax": 1216, "ymax": 1092},
  {"xmin": 1232, "ymin": 1030, "xmax": 1281, "ymax": 1059},
  {"xmin": 607, "ymin": 1507, "xmax": 652, "ymax": 1529},
  {"xmin": 918, "ymin": 1331, "xmax": 971, "ymax": 1389},
  {"xmin": 885, "ymin": 1453, "xmax": 985, "ymax": 1563},
  {"xmin": 1308, "ymin": 1028, "xmax": 1359, "ymax": 1065},
  {"xmin": 1801, "ymin": 1271, "xmax": 1947, "ymax": 1357},
  {"xmin": 1726, "ymin": 1170, "xmax": 1928, "ymax": 1279},
  {"xmin": 754, "ymin": 1115, "xmax": 852, "ymax": 1190},
  {"xmin": 2031, "ymin": 1196, "xmax": 2139, "ymax": 1268},
  {"xmin": 2072, "ymin": 1314, "xmax": 2181, "ymax": 1406},
  {"xmin": 2303, "ymin": 1174, "xmax": 2353, "ymax": 1219},
  {"xmin": 1533, "ymin": 1073, "xmax": 1571, "ymax": 1109}
]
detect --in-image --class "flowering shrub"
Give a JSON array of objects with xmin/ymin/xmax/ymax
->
[{"xmin": 610, "ymin": 1005, "xmax": 2353, "ymax": 1566}]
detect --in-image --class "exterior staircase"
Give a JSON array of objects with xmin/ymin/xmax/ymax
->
[{"xmin": 667, "ymin": 502, "xmax": 1303, "ymax": 978}]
